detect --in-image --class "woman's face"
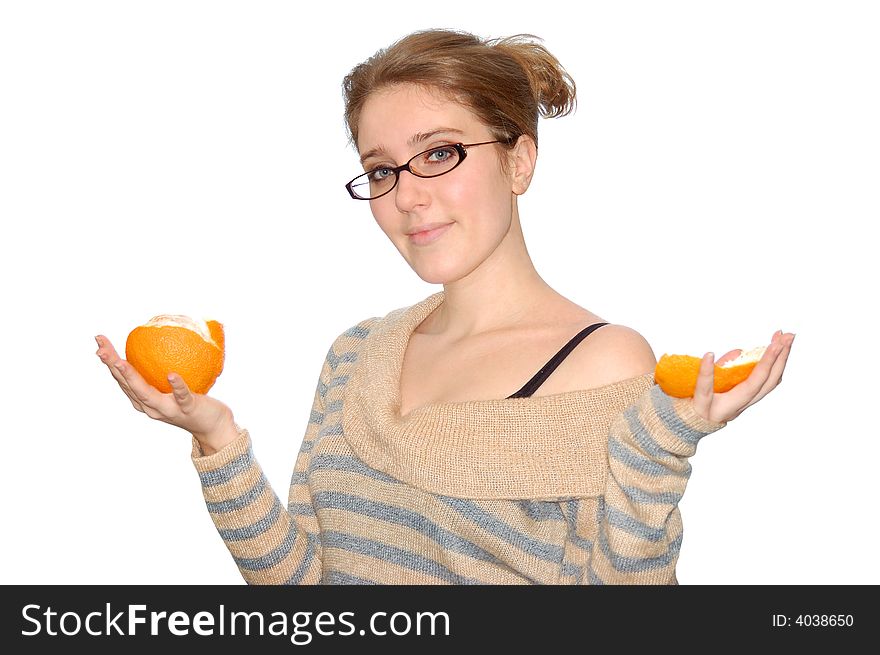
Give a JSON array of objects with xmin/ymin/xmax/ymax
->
[{"xmin": 356, "ymin": 84, "xmax": 518, "ymax": 285}]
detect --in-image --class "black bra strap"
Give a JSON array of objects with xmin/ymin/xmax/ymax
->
[{"xmin": 506, "ymin": 322, "xmax": 609, "ymax": 398}]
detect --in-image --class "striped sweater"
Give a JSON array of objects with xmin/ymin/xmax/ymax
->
[{"xmin": 191, "ymin": 291, "xmax": 726, "ymax": 584}]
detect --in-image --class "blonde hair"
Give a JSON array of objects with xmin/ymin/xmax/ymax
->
[{"xmin": 342, "ymin": 29, "xmax": 576, "ymax": 164}]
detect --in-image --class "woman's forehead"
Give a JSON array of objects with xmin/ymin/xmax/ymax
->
[{"xmin": 357, "ymin": 85, "xmax": 481, "ymax": 154}]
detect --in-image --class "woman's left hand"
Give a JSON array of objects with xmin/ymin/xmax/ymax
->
[{"xmin": 692, "ymin": 330, "xmax": 795, "ymax": 424}]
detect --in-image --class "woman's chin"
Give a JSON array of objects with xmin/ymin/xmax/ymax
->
[{"xmin": 407, "ymin": 260, "xmax": 466, "ymax": 286}]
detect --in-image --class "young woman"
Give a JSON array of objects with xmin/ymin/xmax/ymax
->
[{"xmin": 96, "ymin": 29, "xmax": 794, "ymax": 584}]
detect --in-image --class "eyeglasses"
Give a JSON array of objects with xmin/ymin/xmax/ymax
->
[{"xmin": 345, "ymin": 140, "xmax": 506, "ymax": 200}]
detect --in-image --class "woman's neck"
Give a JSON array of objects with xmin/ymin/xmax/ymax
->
[{"xmin": 422, "ymin": 214, "xmax": 569, "ymax": 339}]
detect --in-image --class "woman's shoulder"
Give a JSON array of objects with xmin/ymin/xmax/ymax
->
[
  {"xmin": 328, "ymin": 315, "xmax": 382, "ymax": 346},
  {"xmin": 327, "ymin": 291, "xmax": 441, "ymax": 348},
  {"xmin": 550, "ymin": 320, "xmax": 658, "ymax": 393},
  {"xmin": 588, "ymin": 322, "xmax": 657, "ymax": 370}
]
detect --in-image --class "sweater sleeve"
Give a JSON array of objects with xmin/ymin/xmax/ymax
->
[
  {"xmin": 189, "ymin": 352, "xmax": 334, "ymax": 585},
  {"xmin": 584, "ymin": 383, "xmax": 727, "ymax": 584}
]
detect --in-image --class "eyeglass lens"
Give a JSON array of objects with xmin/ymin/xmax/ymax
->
[{"xmin": 349, "ymin": 145, "xmax": 462, "ymax": 200}]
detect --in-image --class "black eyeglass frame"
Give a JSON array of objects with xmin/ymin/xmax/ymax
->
[{"xmin": 345, "ymin": 140, "xmax": 508, "ymax": 200}]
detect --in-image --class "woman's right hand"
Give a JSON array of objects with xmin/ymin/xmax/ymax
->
[{"xmin": 95, "ymin": 335, "xmax": 239, "ymax": 454}]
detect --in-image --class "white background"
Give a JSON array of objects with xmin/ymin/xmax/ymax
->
[{"xmin": 1, "ymin": 1, "xmax": 877, "ymax": 585}]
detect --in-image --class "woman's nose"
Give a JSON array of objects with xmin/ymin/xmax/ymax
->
[{"xmin": 393, "ymin": 169, "xmax": 430, "ymax": 211}]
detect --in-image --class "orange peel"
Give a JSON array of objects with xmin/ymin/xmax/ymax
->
[
  {"xmin": 654, "ymin": 345, "xmax": 767, "ymax": 398},
  {"xmin": 125, "ymin": 315, "xmax": 224, "ymax": 394}
]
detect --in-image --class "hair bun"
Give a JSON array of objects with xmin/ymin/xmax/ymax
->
[
  {"xmin": 343, "ymin": 29, "xmax": 577, "ymax": 151},
  {"xmin": 489, "ymin": 34, "xmax": 576, "ymax": 118}
]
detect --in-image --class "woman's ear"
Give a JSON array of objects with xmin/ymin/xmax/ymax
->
[{"xmin": 508, "ymin": 135, "xmax": 538, "ymax": 195}]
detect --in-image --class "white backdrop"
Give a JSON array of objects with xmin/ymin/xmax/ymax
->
[{"xmin": 2, "ymin": 0, "xmax": 877, "ymax": 584}]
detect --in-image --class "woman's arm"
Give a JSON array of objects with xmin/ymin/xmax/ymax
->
[
  {"xmin": 581, "ymin": 328, "xmax": 793, "ymax": 584},
  {"xmin": 190, "ymin": 353, "xmax": 336, "ymax": 585},
  {"xmin": 586, "ymin": 384, "xmax": 725, "ymax": 584},
  {"xmin": 96, "ymin": 333, "xmax": 324, "ymax": 583}
]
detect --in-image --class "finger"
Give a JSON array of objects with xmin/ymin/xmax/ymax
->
[
  {"xmin": 107, "ymin": 360, "xmax": 147, "ymax": 411},
  {"xmin": 95, "ymin": 335, "xmax": 122, "ymax": 365},
  {"xmin": 96, "ymin": 336, "xmax": 145, "ymax": 410},
  {"xmin": 108, "ymin": 364, "xmax": 146, "ymax": 413},
  {"xmin": 691, "ymin": 352, "xmax": 715, "ymax": 419},
  {"xmin": 168, "ymin": 373, "xmax": 197, "ymax": 412},
  {"xmin": 96, "ymin": 336, "xmax": 133, "ymax": 390},
  {"xmin": 113, "ymin": 359, "xmax": 166, "ymax": 409},
  {"xmin": 749, "ymin": 332, "xmax": 795, "ymax": 402},
  {"xmin": 729, "ymin": 331, "xmax": 784, "ymax": 401},
  {"xmin": 96, "ymin": 336, "xmax": 179, "ymax": 418}
]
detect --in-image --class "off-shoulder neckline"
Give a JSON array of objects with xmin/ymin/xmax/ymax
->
[{"xmin": 340, "ymin": 291, "xmax": 659, "ymax": 499}]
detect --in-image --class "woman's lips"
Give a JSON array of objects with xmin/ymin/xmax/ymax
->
[{"xmin": 408, "ymin": 223, "xmax": 453, "ymax": 245}]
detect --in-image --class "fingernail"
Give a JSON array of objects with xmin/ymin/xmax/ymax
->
[{"xmin": 95, "ymin": 336, "xmax": 101, "ymax": 346}]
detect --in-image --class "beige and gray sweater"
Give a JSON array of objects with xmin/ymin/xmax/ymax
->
[{"xmin": 191, "ymin": 291, "xmax": 726, "ymax": 584}]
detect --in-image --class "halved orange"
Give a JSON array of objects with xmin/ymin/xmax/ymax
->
[
  {"xmin": 125, "ymin": 315, "xmax": 225, "ymax": 394},
  {"xmin": 654, "ymin": 345, "xmax": 767, "ymax": 398}
]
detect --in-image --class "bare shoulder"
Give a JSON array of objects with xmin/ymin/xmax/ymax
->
[{"xmin": 552, "ymin": 323, "xmax": 658, "ymax": 392}]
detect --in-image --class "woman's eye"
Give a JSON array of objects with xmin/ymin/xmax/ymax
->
[
  {"xmin": 369, "ymin": 168, "xmax": 393, "ymax": 181},
  {"xmin": 426, "ymin": 147, "xmax": 454, "ymax": 163}
]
